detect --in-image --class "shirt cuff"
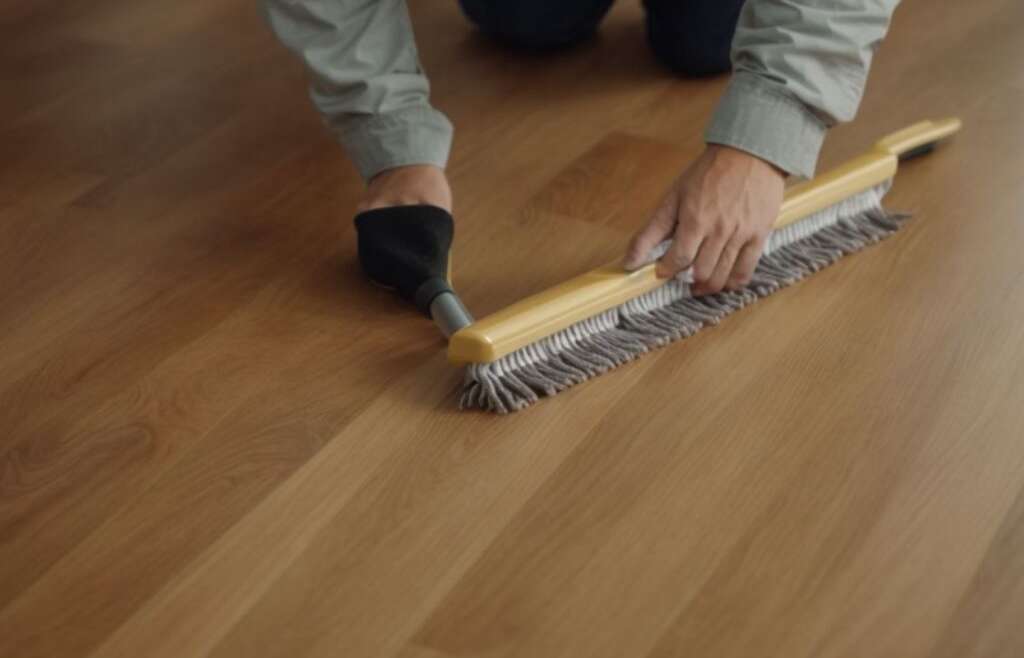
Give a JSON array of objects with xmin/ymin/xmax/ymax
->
[
  {"xmin": 704, "ymin": 71, "xmax": 828, "ymax": 179},
  {"xmin": 329, "ymin": 105, "xmax": 454, "ymax": 181}
]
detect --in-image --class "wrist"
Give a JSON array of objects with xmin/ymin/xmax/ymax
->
[
  {"xmin": 359, "ymin": 164, "xmax": 452, "ymax": 213},
  {"xmin": 704, "ymin": 144, "xmax": 787, "ymax": 181}
]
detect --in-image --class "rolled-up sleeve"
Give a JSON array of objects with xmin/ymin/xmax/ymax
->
[
  {"xmin": 705, "ymin": 0, "xmax": 900, "ymax": 178},
  {"xmin": 263, "ymin": 0, "xmax": 453, "ymax": 180}
]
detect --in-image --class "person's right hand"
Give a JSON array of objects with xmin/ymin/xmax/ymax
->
[
  {"xmin": 623, "ymin": 145, "xmax": 785, "ymax": 294},
  {"xmin": 357, "ymin": 164, "xmax": 452, "ymax": 213}
]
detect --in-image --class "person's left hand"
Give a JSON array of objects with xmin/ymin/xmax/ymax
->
[{"xmin": 622, "ymin": 145, "xmax": 786, "ymax": 295}]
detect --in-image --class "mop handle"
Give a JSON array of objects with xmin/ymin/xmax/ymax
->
[{"xmin": 777, "ymin": 117, "xmax": 962, "ymax": 228}]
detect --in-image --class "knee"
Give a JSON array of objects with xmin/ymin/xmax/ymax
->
[
  {"xmin": 458, "ymin": 0, "xmax": 614, "ymax": 50},
  {"xmin": 645, "ymin": 0, "xmax": 742, "ymax": 77}
]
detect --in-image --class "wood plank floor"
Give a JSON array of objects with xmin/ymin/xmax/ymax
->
[{"xmin": 2, "ymin": 1, "xmax": 1023, "ymax": 656}]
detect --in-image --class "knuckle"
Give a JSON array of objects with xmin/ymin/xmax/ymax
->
[
  {"xmin": 736, "ymin": 227, "xmax": 758, "ymax": 243},
  {"xmin": 709, "ymin": 221, "xmax": 730, "ymax": 238},
  {"xmin": 671, "ymin": 241, "xmax": 696, "ymax": 263},
  {"xmin": 665, "ymin": 250, "xmax": 690, "ymax": 269},
  {"xmin": 687, "ymin": 211, "xmax": 712, "ymax": 232}
]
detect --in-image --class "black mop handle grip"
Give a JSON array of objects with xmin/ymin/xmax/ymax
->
[{"xmin": 354, "ymin": 205, "xmax": 473, "ymax": 336}]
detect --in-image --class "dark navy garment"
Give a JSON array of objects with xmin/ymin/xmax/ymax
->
[{"xmin": 458, "ymin": 0, "xmax": 746, "ymax": 77}]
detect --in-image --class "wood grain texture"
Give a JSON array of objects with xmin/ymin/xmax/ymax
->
[{"xmin": 1, "ymin": 1, "xmax": 1023, "ymax": 657}]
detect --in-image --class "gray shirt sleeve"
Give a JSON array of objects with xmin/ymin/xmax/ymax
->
[
  {"xmin": 262, "ymin": 0, "xmax": 452, "ymax": 180},
  {"xmin": 705, "ymin": 0, "xmax": 900, "ymax": 178},
  {"xmin": 266, "ymin": 1, "xmax": 897, "ymax": 182}
]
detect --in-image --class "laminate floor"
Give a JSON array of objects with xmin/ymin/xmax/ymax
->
[{"xmin": 2, "ymin": 1, "xmax": 1023, "ymax": 656}]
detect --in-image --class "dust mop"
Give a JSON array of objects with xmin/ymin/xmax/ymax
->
[{"xmin": 354, "ymin": 118, "xmax": 961, "ymax": 413}]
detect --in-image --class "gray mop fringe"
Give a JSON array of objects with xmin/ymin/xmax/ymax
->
[{"xmin": 460, "ymin": 203, "xmax": 908, "ymax": 414}]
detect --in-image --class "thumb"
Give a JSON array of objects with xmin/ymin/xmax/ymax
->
[{"xmin": 623, "ymin": 192, "xmax": 678, "ymax": 270}]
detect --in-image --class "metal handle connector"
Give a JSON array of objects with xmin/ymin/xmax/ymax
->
[{"xmin": 430, "ymin": 291, "xmax": 474, "ymax": 338}]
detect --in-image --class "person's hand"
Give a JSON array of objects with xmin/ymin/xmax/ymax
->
[
  {"xmin": 357, "ymin": 164, "xmax": 452, "ymax": 213},
  {"xmin": 623, "ymin": 145, "xmax": 786, "ymax": 295}
]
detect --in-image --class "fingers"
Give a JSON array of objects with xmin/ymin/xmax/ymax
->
[
  {"xmin": 655, "ymin": 229, "xmax": 702, "ymax": 279},
  {"xmin": 692, "ymin": 231, "xmax": 767, "ymax": 295},
  {"xmin": 700, "ymin": 239, "xmax": 740, "ymax": 294},
  {"xmin": 623, "ymin": 192, "xmax": 678, "ymax": 271},
  {"xmin": 726, "ymin": 235, "xmax": 767, "ymax": 290},
  {"xmin": 690, "ymin": 222, "xmax": 733, "ymax": 285}
]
